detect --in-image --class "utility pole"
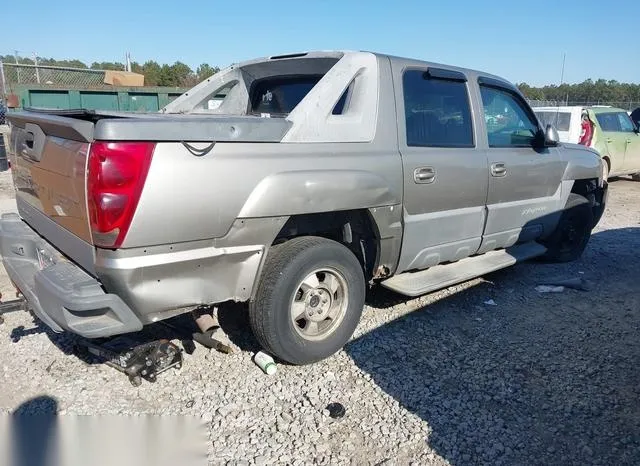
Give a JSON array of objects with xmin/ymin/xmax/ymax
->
[
  {"xmin": 14, "ymin": 50, "xmax": 20, "ymax": 83},
  {"xmin": 0, "ymin": 60, "xmax": 6, "ymax": 98},
  {"xmin": 33, "ymin": 52, "xmax": 40, "ymax": 84}
]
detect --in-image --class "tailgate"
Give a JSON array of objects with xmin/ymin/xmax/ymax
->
[{"xmin": 6, "ymin": 111, "xmax": 96, "ymax": 272}]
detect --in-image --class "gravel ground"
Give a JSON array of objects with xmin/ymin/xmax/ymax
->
[{"xmin": 0, "ymin": 169, "xmax": 639, "ymax": 465}]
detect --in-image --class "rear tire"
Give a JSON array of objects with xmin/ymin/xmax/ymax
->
[
  {"xmin": 631, "ymin": 174, "xmax": 640, "ymax": 182},
  {"xmin": 249, "ymin": 236, "xmax": 365, "ymax": 365},
  {"xmin": 541, "ymin": 193, "xmax": 594, "ymax": 263}
]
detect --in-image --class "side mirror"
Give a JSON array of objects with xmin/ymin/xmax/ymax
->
[{"xmin": 544, "ymin": 124, "xmax": 559, "ymax": 146}]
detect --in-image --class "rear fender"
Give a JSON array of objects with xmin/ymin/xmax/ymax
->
[{"xmin": 238, "ymin": 170, "xmax": 400, "ymax": 218}]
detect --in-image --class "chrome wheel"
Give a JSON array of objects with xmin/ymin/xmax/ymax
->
[{"xmin": 290, "ymin": 268, "xmax": 349, "ymax": 341}]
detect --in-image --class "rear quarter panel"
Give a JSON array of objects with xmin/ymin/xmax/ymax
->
[{"xmin": 124, "ymin": 142, "xmax": 403, "ymax": 248}]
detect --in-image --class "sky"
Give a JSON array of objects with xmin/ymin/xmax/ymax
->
[{"xmin": 3, "ymin": 0, "xmax": 639, "ymax": 86}]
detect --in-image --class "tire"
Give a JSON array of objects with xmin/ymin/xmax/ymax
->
[
  {"xmin": 631, "ymin": 174, "xmax": 640, "ymax": 182},
  {"xmin": 249, "ymin": 236, "xmax": 365, "ymax": 365},
  {"xmin": 542, "ymin": 193, "xmax": 594, "ymax": 263}
]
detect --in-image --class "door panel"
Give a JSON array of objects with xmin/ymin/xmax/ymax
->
[
  {"xmin": 625, "ymin": 132, "xmax": 640, "ymax": 173},
  {"xmin": 595, "ymin": 112, "xmax": 626, "ymax": 173},
  {"xmin": 393, "ymin": 66, "xmax": 488, "ymax": 273},
  {"xmin": 399, "ymin": 148, "xmax": 488, "ymax": 270},
  {"xmin": 479, "ymin": 85, "xmax": 564, "ymax": 252},
  {"xmin": 617, "ymin": 112, "xmax": 640, "ymax": 172}
]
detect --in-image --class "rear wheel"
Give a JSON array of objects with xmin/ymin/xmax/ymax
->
[
  {"xmin": 249, "ymin": 236, "xmax": 365, "ymax": 365},
  {"xmin": 541, "ymin": 193, "xmax": 594, "ymax": 263},
  {"xmin": 631, "ymin": 173, "xmax": 640, "ymax": 181}
]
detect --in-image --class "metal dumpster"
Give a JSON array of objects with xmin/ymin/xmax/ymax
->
[{"xmin": 9, "ymin": 85, "xmax": 186, "ymax": 112}]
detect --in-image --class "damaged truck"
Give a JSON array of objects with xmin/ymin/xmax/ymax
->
[{"xmin": 1, "ymin": 51, "xmax": 607, "ymax": 365}]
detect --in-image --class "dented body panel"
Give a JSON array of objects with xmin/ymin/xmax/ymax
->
[{"xmin": 0, "ymin": 50, "xmax": 606, "ymax": 338}]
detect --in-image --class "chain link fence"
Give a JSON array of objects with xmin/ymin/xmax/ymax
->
[
  {"xmin": 528, "ymin": 99, "xmax": 640, "ymax": 111},
  {"xmin": 1, "ymin": 62, "xmax": 111, "ymax": 94}
]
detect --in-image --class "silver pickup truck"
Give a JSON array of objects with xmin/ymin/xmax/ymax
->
[{"xmin": 1, "ymin": 51, "xmax": 607, "ymax": 365}]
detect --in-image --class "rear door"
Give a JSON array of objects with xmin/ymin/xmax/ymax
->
[
  {"xmin": 393, "ymin": 65, "xmax": 489, "ymax": 273},
  {"xmin": 594, "ymin": 112, "xmax": 626, "ymax": 174},
  {"xmin": 616, "ymin": 112, "xmax": 640, "ymax": 172},
  {"xmin": 478, "ymin": 79, "xmax": 565, "ymax": 252}
]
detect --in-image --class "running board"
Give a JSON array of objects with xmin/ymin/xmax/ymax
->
[{"xmin": 382, "ymin": 242, "xmax": 547, "ymax": 297}]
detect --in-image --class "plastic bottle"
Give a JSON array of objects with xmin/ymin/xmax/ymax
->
[{"xmin": 254, "ymin": 351, "xmax": 277, "ymax": 375}]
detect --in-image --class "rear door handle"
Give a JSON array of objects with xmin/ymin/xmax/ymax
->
[
  {"xmin": 605, "ymin": 138, "xmax": 613, "ymax": 143},
  {"xmin": 490, "ymin": 162, "xmax": 507, "ymax": 177},
  {"xmin": 414, "ymin": 167, "xmax": 436, "ymax": 184}
]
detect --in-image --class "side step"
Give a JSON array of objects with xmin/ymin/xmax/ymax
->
[{"xmin": 382, "ymin": 242, "xmax": 547, "ymax": 297}]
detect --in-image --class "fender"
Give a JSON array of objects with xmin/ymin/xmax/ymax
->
[
  {"xmin": 238, "ymin": 170, "xmax": 401, "ymax": 218},
  {"xmin": 560, "ymin": 143, "xmax": 602, "ymax": 182}
]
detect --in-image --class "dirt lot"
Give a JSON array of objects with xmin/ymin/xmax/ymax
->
[{"xmin": 0, "ymin": 170, "xmax": 639, "ymax": 465}]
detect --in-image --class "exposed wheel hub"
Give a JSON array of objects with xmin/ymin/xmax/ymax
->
[
  {"xmin": 290, "ymin": 268, "xmax": 349, "ymax": 341},
  {"xmin": 304, "ymin": 288, "xmax": 331, "ymax": 321}
]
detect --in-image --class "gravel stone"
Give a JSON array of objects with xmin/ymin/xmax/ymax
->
[{"xmin": 0, "ymin": 172, "xmax": 639, "ymax": 465}]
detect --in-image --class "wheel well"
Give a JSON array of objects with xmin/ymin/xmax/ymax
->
[
  {"xmin": 602, "ymin": 156, "xmax": 611, "ymax": 171},
  {"xmin": 571, "ymin": 178, "xmax": 599, "ymax": 202},
  {"xmin": 273, "ymin": 210, "xmax": 379, "ymax": 280},
  {"xmin": 571, "ymin": 178, "xmax": 598, "ymax": 197},
  {"xmin": 571, "ymin": 178, "xmax": 605, "ymax": 227}
]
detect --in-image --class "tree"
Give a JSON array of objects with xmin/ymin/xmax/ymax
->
[
  {"xmin": 518, "ymin": 80, "xmax": 640, "ymax": 108},
  {"xmin": 196, "ymin": 63, "xmax": 220, "ymax": 82},
  {"xmin": 90, "ymin": 61, "xmax": 125, "ymax": 71},
  {"xmin": 139, "ymin": 61, "xmax": 162, "ymax": 86}
]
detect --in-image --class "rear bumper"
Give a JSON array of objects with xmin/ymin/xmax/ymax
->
[{"xmin": 0, "ymin": 213, "xmax": 142, "ymax": 338}]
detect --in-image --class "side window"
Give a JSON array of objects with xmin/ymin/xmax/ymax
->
[
  {"xmin": 479, "ymin": 86, "xmax": 539, "ymax": 147},
  {"xmin": 403, "ymin": 70, "xmax": 474, "ymax": 147},
  {"xmin": 617, "ymin": 112, "xmax": 635, "ymax": 132},
  {"xmin": 596, "ymin": 113, "xmax": 621, "ymax": 132}
]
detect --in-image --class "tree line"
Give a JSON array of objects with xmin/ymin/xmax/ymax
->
[
  {"xmin": 3, "ymin": 55, "xmax": 639, "ymax": 100},
  {"xmin": 0, "ymin": 55, "xmax": 220, "ymax": 87},
  {"xmin": 517, "ymin": 80, "xmax": 640, "ymax": 106}
]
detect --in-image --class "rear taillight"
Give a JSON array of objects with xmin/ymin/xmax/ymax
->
[
  {"xmin": 87, "ymin": 141, "xmax": 155, "ymax": 248},
  {"xmin": 578, "ymin": 119, "xmax": 594, "ymax": 147}
]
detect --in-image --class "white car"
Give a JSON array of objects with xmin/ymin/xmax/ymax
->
[{"xmin": 532, "ymin": 106, "xmax": 602, "ymax": 144}]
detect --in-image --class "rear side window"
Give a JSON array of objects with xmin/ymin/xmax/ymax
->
[
  {"xmin": 403, "ymin": 70, "xmax": 474, "ymax": 147},
  {"xmin": 535, "ymin": 111, "xmax": 572, "ymax": 131},
  {"xmin": 249, "ymin": 75, "xmax": 348, "ymax": 116},
  {"xmin": 617, "ymin": 112, "xmax": 636, "ymax": 132},
  {"xmin": 251, "ymin": 76, "xmax": 322, "ymax": 115},
  {"xmin": 596, "ymin": 113, "xmax": 621, "ymax": 132}
]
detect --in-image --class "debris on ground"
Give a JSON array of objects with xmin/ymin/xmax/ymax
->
[
  {"xmin": 537, "ymin": 277, "xmax": 590, "ymax": 292},
  {"xmin": 325, "ymin": 402, "xmax": 346, "ymax": 419},
  {"xmin": 483, "ymin": 299, "xmax": 497, "ymax": 306},
  {"xmin": 254, "ymin": 351, "xmax": 277, "ymax": 375},
  {"xmin": 535, "ymin": 285, "xmax": 565, "ymax": 293}
]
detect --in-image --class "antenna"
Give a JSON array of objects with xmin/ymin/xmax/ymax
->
[{"xmin": 554, "ymin": 52, "xmax": 566, "ymax": 126}]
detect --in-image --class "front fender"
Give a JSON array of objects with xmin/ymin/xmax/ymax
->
[
  {"xmin": 561, "ymin": 144, "xmax": 602, "ymax": 183},
  {"xmin": 238, "ymin": 170, "xmax": 400, "ymax": 218}
]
